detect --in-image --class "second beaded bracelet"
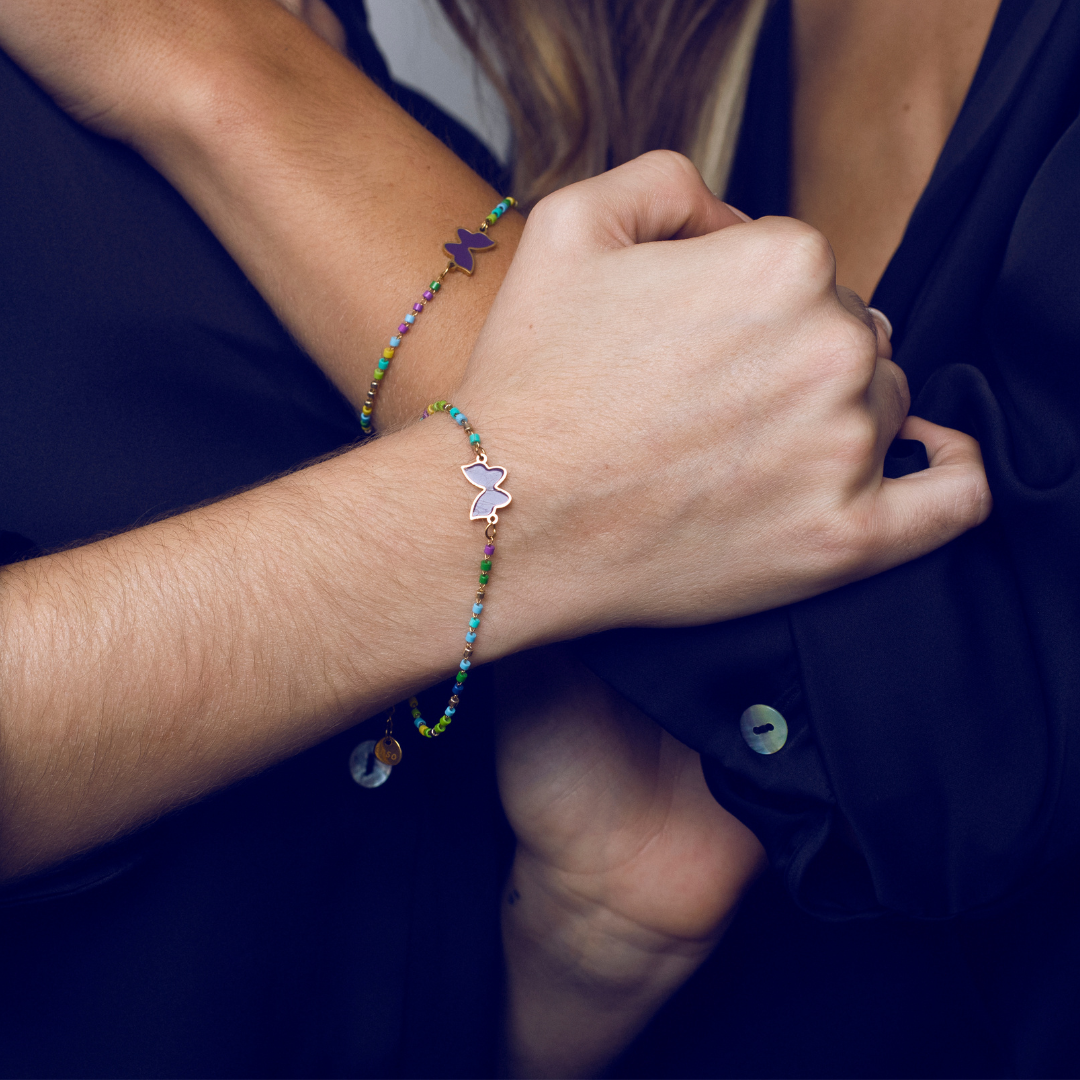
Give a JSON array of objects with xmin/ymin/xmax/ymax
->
[{"xmin": 359, "ymin": 197, "xmax": 516, "ymax": 437}]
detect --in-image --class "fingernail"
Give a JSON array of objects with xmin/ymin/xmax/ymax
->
[
  {"xmin": 723, "ymin": 202, "xmax": 752, "ymax": 222},
  {"xmin": 867, "ymin": 307, "xmax": 893, "ymax": 341}
]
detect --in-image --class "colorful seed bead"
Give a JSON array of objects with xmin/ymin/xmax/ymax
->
[
  {"xmin": 430, "ymin": 280, "xmax": 441, "ymax": 292},
  {"xmin": 413, "ymin": 302, "xmax": 424, "ymax": 313},
  {"xmin": 390, "ymin": 336, "xmax": 401, "ymax": 348},
  {"xmin": 405, "ymin": 313, "xmax": 416, "ymax": 324},
  {"xmin": 479, "ymin": 574, "xmax": 489, "ymax": 585}
]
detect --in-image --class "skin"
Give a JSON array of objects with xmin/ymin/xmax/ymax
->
[
  {"xmin": 792, "ymin": 0, "xmax": 1003, "ymax": 299},
  {"xmin": 0, "ymin": 2, "xmax": 993, "ymax": 1076}
]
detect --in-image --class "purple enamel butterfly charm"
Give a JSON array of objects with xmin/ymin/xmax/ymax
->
[
  {"xmin": 461, "ymin": 459, "xmax": 512, "ymax": 521},
  {"xmin": 443, "ymin": 228, "xmax": 496, "ymax": 275}
]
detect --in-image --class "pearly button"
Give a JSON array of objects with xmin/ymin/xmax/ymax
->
[{"xmin": 740, "ymin": 704, "xmax": 788, "ymax": 755}]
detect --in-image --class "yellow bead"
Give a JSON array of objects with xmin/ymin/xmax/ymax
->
[{"xmin": 383, "ymin": 347, "xmax": 395, "ymax": 360}]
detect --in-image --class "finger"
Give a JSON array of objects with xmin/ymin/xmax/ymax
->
[
  {"xmin": 534, "ymin": 150, "xmax": 744, "ymax": 251},
  {"xmin": 834, "ymin": 286, "xmax": 894, "ymax": 359},
  {"xmin": 865, "ymin": 356, "xmax": 911, "ymax": 459},
  {"xmin": 867, "ymin": 306, "xmax": 893, "ymax": 344},
  {"xmin": 866, "ymin": 417, "xmax": 992, "ymax": 570}
]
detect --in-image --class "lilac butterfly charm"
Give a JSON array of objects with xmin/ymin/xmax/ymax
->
[
  {"xmin": 461, "ymin": 459, "xmax": 512, "ymax": 520},
  {"xmin": 443, "ymin": 228, "xmax": 496, "ymax": 275}
]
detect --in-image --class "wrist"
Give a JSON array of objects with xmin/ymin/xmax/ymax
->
[{"xmin": 502, "ymin": 851, "xmax": 720, "ymax": 1078}]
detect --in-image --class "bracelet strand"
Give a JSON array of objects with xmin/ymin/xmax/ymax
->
[
  {"xmin": 408, "ymin": 399, "xmax": 510, "ymax": 738},
  {"xmin": 359, "ymin": 196, "xmax": 517, "ymax": 436}
]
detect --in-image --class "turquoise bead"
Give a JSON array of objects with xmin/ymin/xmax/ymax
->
[
  {"xmin": 472, "ymin": 603, "xmax": 483, "ymax": 615},
  {"xmin": 456, "ymin": 414, "xmax": 467, "ymax": 426},
  {"xmin": 469, "ymin": 618, "xmax": 480, "ymax": 629},
  {"xmin": 469, "ymin": 433, "xmax": 480, "ymax": 444},
  {"xmin": 444, "ymin": 706, "xmax": 456, "ymax": 717},
  {"xmin": 459, "ymin": 659, "xmax": 471, "ymax": 671},
  {"xmin": 465, "ymin": 631, "xmax": 477, "ymax": 643},
  {"xmin": 378, "ymin": 358, "xmax": 390, "ymax": 370}
]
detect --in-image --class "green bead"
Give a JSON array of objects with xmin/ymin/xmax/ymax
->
[
  {"xmin": 479, "ymin": 574, "xmax": 489, "ymax": 585},
  {"xmin": 486, "ymin": 213, "xmax": 497, "ymax": 225},
  {"xmin": 430, "ymin": 280, "xmax": 441, "ymax": 292},
  {"xmin": 455, "ymin": 671, "xmax": 468, "ymax": 683},
  {"xmin": 373, "ymin": 369, "xmax": 384, "ymax": 380},
  {"xmin": 480, "ymin": 560, "xmax": 492, "ymax": 572}
]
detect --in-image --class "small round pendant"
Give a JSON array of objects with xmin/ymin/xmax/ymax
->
[
  {"xmin": 349, "ymin": 739, "xmax": 391, "ymax": 788},
  {"xmin": 374, "ymin": 735, "xmax": 403, "ymax": 766}
]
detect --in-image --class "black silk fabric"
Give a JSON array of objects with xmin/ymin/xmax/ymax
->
[{"xmin": 580, "ymin": 0, "xmax": 1080, "ymax": 921}]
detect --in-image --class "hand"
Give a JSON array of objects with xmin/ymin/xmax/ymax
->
[
  {"xmin": 495, "ymin": 647, "xmax": 765, "ymax": 1078},
  {"xmin": 458, "ymin": 150, "xmax": 990, "ymax": 651}
]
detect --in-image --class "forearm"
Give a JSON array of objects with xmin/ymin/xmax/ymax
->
[
  {"xmin": 0, "ymin": 0, "xmax": 520, "ymax": 422},
  {"xmin": 0, "ymin": 421, "xmax": 545, "ymax": 880}
]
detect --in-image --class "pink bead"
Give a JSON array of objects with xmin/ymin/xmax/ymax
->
[
  {"xmin": 413, "ymin": 302, "xmax": 424, "ymax": 313},
  {"xmin": 423, "ymin": 290, "xmax": 434, "ymax": 301},
  {"xmin": 398, "ymin": 323, "xmax": 409, "ymax": 334},
  {"xmin": 483, "ymin": 545, "xmax": 494, "ymax": 556}
]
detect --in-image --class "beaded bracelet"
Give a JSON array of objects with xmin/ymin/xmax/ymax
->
[
  {"xmin": 359, "ymin": 196, "xmax": 517, "ymax": 437},
  {"xmin": 407, "ymin": 399, "xmax": 510, "ymax": 739},
  {"xmin": 365, "ymin": 399, "xmax": 509, "ymax": 772}
]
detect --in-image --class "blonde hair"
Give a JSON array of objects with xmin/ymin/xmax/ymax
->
[{"xmin": 437, "ymin": 0, "xmax": 769, "ymax": 206}]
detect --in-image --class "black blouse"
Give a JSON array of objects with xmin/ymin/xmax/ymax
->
[{"xmin": 580, "ymin": 0, "xmax": 1080, "ymax": 924}]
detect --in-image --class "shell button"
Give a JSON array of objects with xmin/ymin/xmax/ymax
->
[{"xmin": 740, "ymin": 704, "xmax": 788, "ymax": 755}]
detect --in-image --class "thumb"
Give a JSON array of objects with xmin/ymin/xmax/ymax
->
[
  {"xmin": 867, "ymin": 415, "xmax": 992, "ymax": 572},
  {"xmin": 531, "ymin": 150, "xmax": 744, "ymax": 252}
]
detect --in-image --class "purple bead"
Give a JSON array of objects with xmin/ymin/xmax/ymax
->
[
  {"xmin": 398, "ymin": 323, "xmax": 409, "ymax": 334},
  {"xmin": 483, "ymin": 545, "xmax": 494, "ymax": 556},
  {"xmin": 413, "ymin": 302, "xmax": 424, "ymax": 313},
  {"xmin": 423, "ymin": 290, "xmax": 434, "ymax": 301}
]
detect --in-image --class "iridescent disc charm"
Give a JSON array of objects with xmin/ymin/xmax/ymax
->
[
  {"xmin": 374, "ymin": 735, "xmax": 403, "ymax": 766},
  {"xmin": 349, "ymin": 739, "xmax": 392, "ymax": 788}
]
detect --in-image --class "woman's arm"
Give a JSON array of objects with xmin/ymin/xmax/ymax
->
[
  {"xmin": 0, "ymin": 0, "xmax": 521, "ymax": 425},
  {"xmin": 496, "ymin": 648, "xmax": 765, "ymax": 1078}
]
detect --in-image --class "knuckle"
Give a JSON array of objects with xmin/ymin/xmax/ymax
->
[
  {"xmin": 815, "ymin": 316, "xmax": 877, "ymax": 381},
  {"xmin": 526, "ymin": 185, "xmax": 593, "ymax": 245},
  {"xmin": 831, "ymin": 411, "xmax": 879, "ymax": 467},
  {"xmin": 634, "ymin": 149, "xmax": 700, "ymax": 188},
  {"xmin": 771, "ymin": 219, "xmax": 836, "ymax": 289}
]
